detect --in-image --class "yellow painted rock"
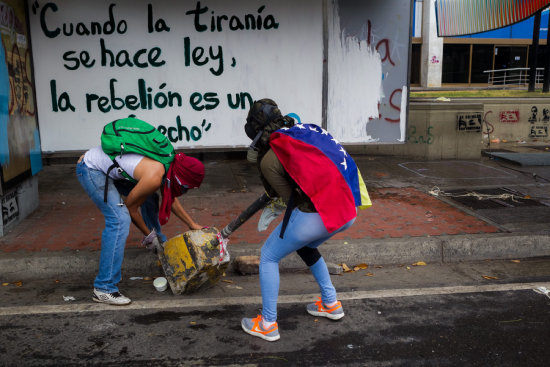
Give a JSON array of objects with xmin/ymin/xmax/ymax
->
[{"xmin": 158, "ymin": 227, "xmax": 229, "ymax": 294}]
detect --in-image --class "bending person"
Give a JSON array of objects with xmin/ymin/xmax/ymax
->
[
  {"xmin": 240, "ymin": 99, "xmax": 371, "ymax": 341},
  {"xmin": 76, "ymin": 120, "xmax": 204, "ymax": 306}
]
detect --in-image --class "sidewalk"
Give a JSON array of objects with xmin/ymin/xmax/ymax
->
[{"xmin": 1, "ymin": 154, "xmax": 550, "ymax": 280}]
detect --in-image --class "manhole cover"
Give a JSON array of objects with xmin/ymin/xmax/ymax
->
[{"xmin": 444, "ymin": 188, "xmax": 546, "ymax": 210}]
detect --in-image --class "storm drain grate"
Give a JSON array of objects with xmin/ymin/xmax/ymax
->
[
  {"xmin": 444, "ymin": 188, "xmax": 546, "ymax": 210},
  {"xmin": 525, "ymin": 145, "xmax": 550, "ymax": 152}
]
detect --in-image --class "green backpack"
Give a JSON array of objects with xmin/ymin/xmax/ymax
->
[{"xmin": 100, "ymin": 117, "xmax": 175, "ymax": 201}]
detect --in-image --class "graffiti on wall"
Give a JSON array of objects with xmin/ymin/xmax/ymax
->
[
  {"xmin": 1, "ymin": 189, "xmax": 18, "ymax": 226},
  {"xmin": 323, "ymin": 0, "xmax": 410, "ymax": 143},
  {"xmin": 30, "ymin": 0, "xmax": 328, "ymax": 151},
  {"xmin": 499, "ymin": 110, "xmax": 520, "ymax": 123},
  {"xmin": 528, "ymin": 105, "xmax": 549, "ymax": 138},
  {"xmin": 30, "ymin": 0, "xmax": 411, "ymax": 150},
  {"xmin": 0, "ymin": 0, "xmax": 42, "ymax": 195},
  {"xmin": 407, "ymin": 125, "xmax": 434, "ymax": 144},
  {"xmin": 457, "ymin": 113, "xmax": 483, "ymax": 132}
]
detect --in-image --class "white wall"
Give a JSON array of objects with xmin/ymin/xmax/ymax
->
[
  {"xmin": 327, "ymin": 0, "xmax": 411, "ymax": 143},
  {"xmin": 29, "ymin": 0, "xmax": 411, "ymax": 151},
  {"xmin": 30, "ymin": 0, "xmax": 323, "ymax": 151}
]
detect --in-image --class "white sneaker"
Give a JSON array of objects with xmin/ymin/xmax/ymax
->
[{"xmin": 92, "ymin": 288, "xmax": 131, "ymax": 305}]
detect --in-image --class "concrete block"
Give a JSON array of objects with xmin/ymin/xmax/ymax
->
[{"xmin": 326, "ymin": 262, "xmax": 344, "ymax": 275}]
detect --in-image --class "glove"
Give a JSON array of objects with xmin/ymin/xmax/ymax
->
[
  {"xmin": 257, "ymin": 197, "xmax": 286, "ymax": 232},
  {"xmin": 142, "ymin": 229, "xmax": 162, "ymax": 253}
]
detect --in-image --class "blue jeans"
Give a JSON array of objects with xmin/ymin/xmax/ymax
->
[
  {"xmin": 114, "ymin": 180, "xmax": 166, "ymax": 242},
  {"xmin": 260, "ymin": 209, "xmax": 355, "ymax": 322},
  {"xmin": 76, "ymin": 161, "xmax": 130, "ymax": 293}
]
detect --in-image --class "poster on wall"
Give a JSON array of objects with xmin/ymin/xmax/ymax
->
[
  {"xmin": 28, "ymin": 0, "xmax": 324, "ymax": 151},
  {"xmin": 0, "ymin": 0, "xmax": 42, "ymax": 194},
  {"xmin": 327, "ymin": 0, "xmax": 411, "ymax": 143}
]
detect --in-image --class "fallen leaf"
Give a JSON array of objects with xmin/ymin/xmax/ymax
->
[
  {"xmin": 55, "ymin": 280, "xmax": 60, "ymax": 283},
  {"xmin": 342, "ymin": 264, "xmax": 352, "ymax": 272},
  {"xmin": 2, "ymin": 283, "xmax": 8, "ymax": 286},
  {"xmin": 482, "ymin": 275, "xmax": 498, "ymax": 280},
  {"xmin": 190, "ymin": 321, "xmax": 196, "ymax": 325},
  {"xmin": 375, "ymin": 266, "xmax": 383, "ymax": 269},
  {"xmin": 221, "ymin": 279, "xmax": 233, "ymax": 284},
  {"xmin": 13, "ymin": 281, "xmax": 22, "ymax": 287},
  {"xmin": 406, "ymin": 266, "xmax": 411, "ymax": 270},
  {"xmin": 226, "ymin": 285, "xmax": 243, "ymax": 290},
  {"xmin": 354, "ymin": 263, "xmax": 368, "ymax": 270},
  {"xmin": 365, "ymin": 272, "xmax": 374, "ymax": 277},
  {"xmin": 143, "ymin": 277, "xmax": 152, "ymax": 281},
  {"xmin": 523, "ymin": 195, "xmax": 531, "ymax": 199},
  {"xmin": 510, "ymin": 260, "xmax": 520, "ymax": 263},
  {"xmin": 412, "ymin": 261, "xmax": 427, "ymax": 266}
]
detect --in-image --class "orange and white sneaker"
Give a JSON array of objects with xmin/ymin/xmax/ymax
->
[
  {"xmin": 306, "ymin": 297, "xmax": 345, "ymax": 320},
  {"xmin": 241, "ymin": 315, "xmax": 280, "ymax": 341}
]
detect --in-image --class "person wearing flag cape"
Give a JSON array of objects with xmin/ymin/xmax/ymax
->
[{"xmin": 241, "ymin": 99, "xmax": 372, "ymax": 342}]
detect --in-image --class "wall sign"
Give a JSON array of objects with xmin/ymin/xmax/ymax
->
[
  {"xmin": 457, "ymin": 113, "xmax": 483, "ymax": 132},
  {"xmin": 1, "ymin": 189, "xmax": 18, "ymax": 226},
  {"xmin": 499, "ymin": 110, "xmax": 520, "ymax": 123}
]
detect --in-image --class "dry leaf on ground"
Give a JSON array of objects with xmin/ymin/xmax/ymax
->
[
  {"xmin": 341, "ymin": 264, "xmax": 352, "ymax": 272},
  {"xmin": 412, "ymin": 261, "xmax": 427, "ymax": 266},
  {"xmin": 482, "ymin": 275, "xmax": 498, "ymax": 280}
]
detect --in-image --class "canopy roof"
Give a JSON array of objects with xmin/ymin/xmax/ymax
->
[{"xmin": 436, "ymin": 0, "xmax": 550, "ymax": 36}]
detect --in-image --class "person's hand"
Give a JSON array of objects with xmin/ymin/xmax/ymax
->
[
  {"xmin": 258, "ymin": 197, "xmax": 286, "ymax": 231},
  {"xmin": 189, "ymin": 223, "xmax": 203, "ymax": 230},
  {"xmin": 142, "ymin": 229, "xmax": 161, "ymax": 252}
]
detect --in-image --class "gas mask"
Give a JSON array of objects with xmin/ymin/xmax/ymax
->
[
  {"xmin": 246, "ymin": 130, "xmax": 263, "ymax": 163},
  {"xmin": 244, "ymin": 99, "xmax": 282, "ymax": 163}
]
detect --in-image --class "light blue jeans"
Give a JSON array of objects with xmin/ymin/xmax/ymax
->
[
  {"xmin": 76, "ymin": 161, "xmax": 131, "ymax": 293},
  {"xmin": 260, "ymin": 209, "xmax": 355, "ymax": 322}
]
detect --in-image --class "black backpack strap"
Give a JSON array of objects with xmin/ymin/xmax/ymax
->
[
  {"xmin": 104, "ymin": 161, "xmax": 120, "ymax": 203},
  {"xmin": 279, "ymin": 190, "xmax": 297, "ymax": 239}
]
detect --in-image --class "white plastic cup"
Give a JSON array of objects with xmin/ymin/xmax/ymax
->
[{"xmin": 153, "ymin": 277, "xmax": 168, "ymax": 292}]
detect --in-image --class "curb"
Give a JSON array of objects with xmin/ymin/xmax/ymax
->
[{"xmin": 1, "ymin": 233, "xmax": 549, "ymax": 281}]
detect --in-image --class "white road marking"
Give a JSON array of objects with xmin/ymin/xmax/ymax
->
[{"xmin": 1, "ymin": 282, "xmax": 548, "ymax": 317}]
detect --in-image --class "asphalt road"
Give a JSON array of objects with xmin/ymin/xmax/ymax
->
[{"xmin": 1, "ymin": 258, "xmax": 549, "ymax": 366}]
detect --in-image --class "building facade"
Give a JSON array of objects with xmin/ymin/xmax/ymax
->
[{"xmin": 412, "ymin": 0, "xmax": 550, "ymax": 87}]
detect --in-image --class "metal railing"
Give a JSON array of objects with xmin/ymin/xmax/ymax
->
[{"xmin": 483, "ymin": 67, "xmax": 545, "ymax": 86}]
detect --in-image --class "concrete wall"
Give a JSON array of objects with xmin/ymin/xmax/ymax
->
[
  {"xmin": 1, "ymin": 176, "xmax": 39, "ymax": 237},
  {"xmin": 348, "ymin": 98, "xmax": 550, "ymax": 160},
  {"xmin": 483, "ymin": 99, "xmax": 550, "ymax": 144}
]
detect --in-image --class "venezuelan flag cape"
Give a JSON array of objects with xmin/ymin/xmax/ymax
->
[{"xmin": 270, "ymin": 123, "xmax": 372, "ymax": 233}]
